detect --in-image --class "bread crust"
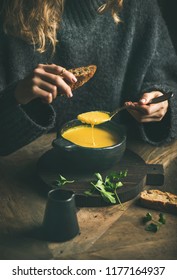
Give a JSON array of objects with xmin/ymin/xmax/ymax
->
[
  {"xmin": 139, "ymin": 189, "xmax": 177, "ymax": 214},
  {"xmin": 68, "ymin": 65, "xmax": 97, "ymax": 90}
]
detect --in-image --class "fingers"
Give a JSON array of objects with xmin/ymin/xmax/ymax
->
[
  {"xmin": 127, "ymin": 107, "xmax": 167, "ymax": 123},
  {"xmin": 33, "ymin": 64, "xmax": 76, "ymax": 99},
  {"xmin": 32, "ymin": 63, "xmax": 79, "ymax": 102},
  {"xmin": 14, "ymin": 75, "xmax": 54, "ymax": 105},
  {"xmin": 32, "ymin": 76, "xmax": 58, "ymax": 99},
  {"xmin": 43, "ymin": 64, "xmax": 77, "ymax": 83},
  {"xmin": 15, "ymin": 64, "xmax": 78, "ymax": 105},
  {"xmin": 33, "ymin": 71, "xmax": 72, "ymax": 99},
  {"xmin": 125, "ymin": 91, "xmax": 169, "ymax": 123}
]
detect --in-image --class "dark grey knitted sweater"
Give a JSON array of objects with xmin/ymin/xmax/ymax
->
[{"xmin": 1, "ymin": 0, "xmax": 177, "ymax": 155}]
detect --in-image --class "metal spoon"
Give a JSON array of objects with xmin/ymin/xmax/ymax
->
[
  {"xmin": 110, "ymin": 91, "xmax": 173, "ymax": 118},
  {"xmin": 77, "ymin": 92, "xmax": 173, "ymax": 125}
]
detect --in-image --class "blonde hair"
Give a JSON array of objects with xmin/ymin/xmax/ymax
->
[
  {"xmin": 1, "ymin": 0, "xmax": 123, "ymax": 53},
  {"xmin": 98, "ymin": 0, "xmax": 123, "ymax": 24}
]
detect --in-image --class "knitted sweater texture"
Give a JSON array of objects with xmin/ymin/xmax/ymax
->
[{"xmin": 0, "ymin": 0, "xmax": 177, "ymax": 155}]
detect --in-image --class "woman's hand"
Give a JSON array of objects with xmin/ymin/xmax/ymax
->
[
  {"xmin": 14, "ymin": 64, "xmax": 77, "ymax": 104},
  {"xmin": 125, "ymin": 91, "xmax": 169, "ymax": 123}
]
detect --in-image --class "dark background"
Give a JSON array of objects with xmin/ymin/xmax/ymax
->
[{"xmin": 158, "ymin": 0, "xmax": 177, "ymax": 52}]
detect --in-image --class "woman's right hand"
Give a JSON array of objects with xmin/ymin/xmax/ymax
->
[{"xmin": 14, "ymin": 64, "xmax": 77, "ymax": 104}]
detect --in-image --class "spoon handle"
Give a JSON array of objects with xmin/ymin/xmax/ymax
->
[
  {"xmin": 147, "ymin": 92, "xmax": 173, "ymax": 104},
  {"xmin": 111, "ymin": 92, "xmax": 173, "ymax": 118},
  {"xmin": 111, "ymin": 105, "xmax": 127, "ymax": 117}
]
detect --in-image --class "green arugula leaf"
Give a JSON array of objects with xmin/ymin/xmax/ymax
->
[
  {"xmin": 95, "ymin": 173, "xmax": 103, "ymax": 181},
  {"xmin": 115, "ymin": 181, "xmax": 123, "ymax": 188},
  {"xmin": 142, "ymin": 212, "xmax": 166, "ymax": 232},
  {"xmin": 159, "ymin": 213, "xmax": 166, "ymax": 224},
  {"xmin": 53, "ymin": 174, "xmax": 74, "ymax": 188},
  {"xmin": 101, "ymin": 190, "xmax": 116, "ymax": 204},
  {"xmin": 142, "ymin": 212, "xmax": 152, "ymax": 224},
  {"xmin": 85, "ymin": 170, "xmax": 128, "ymax": 204},
  {"xmin": 145, "ymin": 223, "xmax": 159, "ymax": 233},
  {"xmin": 84, "ymin": 190, "xmax": 94, "ymax": 196},
  {"xmin": 54, "ymin": 171, "xmax": 128, "ymax": 205}
]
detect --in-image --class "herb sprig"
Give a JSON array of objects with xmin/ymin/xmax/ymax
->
[
  {"xmin": 53, "ymin": 170, "xmax": 127, "ymax": 205},
  {"xmin": 53, "ymin": 175, "xmax": 74, "ymax": 188},
  {"xmin": 142, "ymin": 212, "xmax": 166, "ymax": 232},
  {"xmin": 85, "ymin": 170, "xmax": 128, "ymax": 204}
]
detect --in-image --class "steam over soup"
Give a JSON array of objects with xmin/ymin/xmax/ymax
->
[{"xmin": 62, "ymin": 125, "xmax": 119, "ymax": 148}]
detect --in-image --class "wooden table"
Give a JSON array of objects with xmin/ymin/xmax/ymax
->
[{"xmin": 0, "ymin": 133, "xmax": 177, "ymax": 260}]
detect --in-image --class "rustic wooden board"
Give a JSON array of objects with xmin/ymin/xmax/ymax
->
[{"xmin": 37, "ymin": 149, "xmax": 163, "ymax": 207}]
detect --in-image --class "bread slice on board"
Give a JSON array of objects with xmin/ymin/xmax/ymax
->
[
  {"xmin": 68, "ymin": 65, "xmax": 97, "ymax": 90},
  {"xmin": 139, "ymin": 189, "xmax": 177, "ymax": 214}
]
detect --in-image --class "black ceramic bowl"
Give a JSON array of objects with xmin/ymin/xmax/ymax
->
[{"xmin": 52, "ymin": 119, "xmax": 126, "ymax": 171}]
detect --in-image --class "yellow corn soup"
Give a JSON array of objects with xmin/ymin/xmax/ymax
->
[
  {"xmin": 62, "ymin": 125, "xmax": 119, "ymax": 148},
  {"xmin": 77, "ymin": 111, "xmax": 110, "ymax": 125}
]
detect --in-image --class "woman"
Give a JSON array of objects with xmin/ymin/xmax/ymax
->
[{"xmin": 0, "ymin": 0, "xmax": 177, "ymax": 155}]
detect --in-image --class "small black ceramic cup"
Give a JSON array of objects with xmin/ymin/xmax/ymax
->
[{"xmin": 43, "ymin": 189, "xmax": 80, "ymax": 242}]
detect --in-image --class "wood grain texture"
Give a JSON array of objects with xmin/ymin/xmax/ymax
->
[
  {"xmin": 0, "ymin": 133, "xmax": 177, "ymax": 260},
  {"xmin": 37, "ymin": 148, "xmax": 149, "ymax": 206}
]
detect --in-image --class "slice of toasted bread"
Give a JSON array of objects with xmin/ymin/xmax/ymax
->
[
  {"xmin": 68, "ymin": 65, "xmax": 97, "ymax": 90},
  {"xmin": 139, "ymin": 189, "xmax": 177, "ymax": 214}
]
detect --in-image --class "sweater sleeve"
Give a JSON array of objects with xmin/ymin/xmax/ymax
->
[
  {"xmin": 0, "ymin": 22, "xmax": 56, "ymax": 156},
  {"xmin": 134, "ymin": 0, "xmax": 177, "ymax": 145},
  {"xmin": 0, "ymin": 84, "xmax": 55, "ymax": 156},
  {"xmin": 0, "ymin": 83, "xmax": 56, "ymax": 156}
]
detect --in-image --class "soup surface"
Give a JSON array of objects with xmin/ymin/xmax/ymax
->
[
  {"xmin": 77, "ymin": 111, "xmax": 110, "ymax": 125},
  {"xmin": 62, "ymin": 125, "xmax": 119, "ymax": 148}
]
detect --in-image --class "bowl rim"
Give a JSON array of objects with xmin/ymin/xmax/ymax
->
[{"xmin": 56, "ymin": 119, "xmax": 126, "ymax": 151}]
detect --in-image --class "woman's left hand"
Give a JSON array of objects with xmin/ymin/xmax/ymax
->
[{"xmin": 125, "ymin": 91, "xmax": 169, "ymax": 123}]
